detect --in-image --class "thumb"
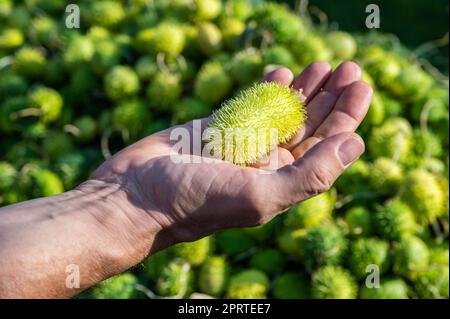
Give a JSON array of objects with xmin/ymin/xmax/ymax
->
[{"xmin": 274, "ymin": 132, "xmax": 365, "ymax": 204}]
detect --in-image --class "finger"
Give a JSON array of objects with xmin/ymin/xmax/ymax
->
[
  {"xmin": 291, "ymin": 61, "xmax": 332, "ymax": 101},
  {"xmin": 273, "ymin": 132, "xmax": 365, "ymax": 204},
  {"xmin": 251, "ymin": 147, "xmax": 294, "ymax": 170},
  {"xmin": 283, "ymin": 61, "xmax": 360, "ymax": 150},
  {"xmin": 261, "ymin": 67, "xmax": 294, "ymax": 86}
]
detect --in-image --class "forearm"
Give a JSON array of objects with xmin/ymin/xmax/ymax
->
[{"xmin": 0, "ymin": 180, "xmax": 161, "ymax": 298}]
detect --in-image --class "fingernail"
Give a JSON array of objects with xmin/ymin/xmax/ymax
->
[{"xmin": 338, "ymin": 136, "xmax": 365, "ymax": 166}]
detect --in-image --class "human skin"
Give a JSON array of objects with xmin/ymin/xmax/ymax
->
[{"xmin": 0, "ymin": 61, "xmax": 372, "ymax": 298}]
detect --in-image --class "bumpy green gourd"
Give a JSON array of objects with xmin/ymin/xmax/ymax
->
[
  {"xmin": 254, "ymin": 3, "xmax": 306, "ymax": 44},
  {"xmin": 360, "ymin": 278, "xmax": 409, "ymax": 299},
  {"xmin": 390, "ymin": 64, "xmax": 433, "ymax": 102},
  {"xmin": 171, "ymin": 236, "xmax": 212, "ymax": 266},
  {"xmin": 414, "ymin": 265, "xmax": 449, "ymax": 299},
  {"xmin": 91, "ymin": 39, "xmax": 121, "ymax": 75},
  {"xmin": 13, "ymin": 47, "xmax": 46, "ymax": 77},
  {"xmin": 63, "ymin": 36, "xmax": 95, "ymax": 70},
  {"xmin": 401, "ymin": 169, "xmax": 445, "ymax": 225},
  {"xmin": 412, "ymin": 129, "xmax": 443, "ymax": 160},
  {"xmin": 374, "ymin": 200, "xmax": 416, "ymax": 241},
  {"xmin": 112, "ymin": 100, "xmax": 150, "ymax": 137},
  {"xmin": 368, "ymin": 117, "xmax": 413, "ymax": 163},
  {"xmin": 87, "ymin": 1, "xmax": 125, "ymax": 29},
  {"xmin": 134, "ymin": 56, "xmax": 158, "ymax": 81},
  {"xmin": 312, "ymin": 266, "xmax": 357, "ymax": 299},
  {"xmin": 411, "ymin": 87, "xmax": 448, "ymax": 124},
  {"xmin": 104, "ymin": 66, "xmax": 140, "ymax": 101},
  {"xmin": 291, "ymin": 33, "xmax": 332, "ymax": 67},
  {"xmin": 193, "ymin": 0, "xmax": 222, "ymax": 21},
  {"xmin": 229, "ymin": 49, "xmax": 263, "ymax": 86},
  {"xmin": 249, "ymin": 249, "xmax": 286, "ymax": 276},
  {"xmin": 30, "ymin": 169, "xmax": 64, "ymax": 197},
  {"xmin": 226, "ymin": 269, "xmax": 269, "ymax": 299},
  {"xmin": 393, "ymin": 236, "xmax": 429, "ymax": 281},
  {"xmin": 335, "ymin": 160, "xmax": 370, "ymax": 195},
  {"xmin": 220, "ymin": 18, "xmax": 245, "ymax": 51},
  {"xmin": 277, "ymin": 228, "xmax": 307, "ymax": 257},
  {"xmin": 43, "ymin": 131, "xmax": 74, "ymax": 160},
  {"xmin": 91, "ymin": 273, "xmax": 139, "ymax": 299},
  {"xmin": 369, "ymin": 157, "xmax": 403, "ymax": 194},
  {"xmin": 30, "ymin": 16, "xmax": 58, "ymax": 46},
  {"xmin": 0, "ymin": 161, "xmax": 16, "ymax": 191},
  {"xmin": 0, "ymin": 28, "xmax": 23, "ymax": 50},
  {"xmin": 361, "ymin": 91, "xmax": 384, "ymax": 130},
  {"xmin": 326, "ymin": 31, "xmax": 357, "ymax": 60},
  {"xmin": 0, "ymin": 72, "xmax": 27, "ymax": 98},
  {"xmin": 197, "ymin": 22, "xmax": 222, "ymax": 56},
  {"xmin": 301, "ymin": 223, "xmax": 346, "ymax": 272},
  {"xmin": 136, "ymin": 23, "xmax": 185, "ymax": 58},
  {"xmin": 143, "ymin": 249, "xmax": 173, "ymax": 281},
  {"xmin": 216, "ymin": 229, "xmax": 255, "ymax": 256},
  {"xmin": 344, "ymin": 206, "xmax": 372, "ymax": 237},
  {"xmin": 363, "ymin": 47, "xmax": 401, "ymax": 88},
  {"xmin": 73, "ymin": 116, "xmax": 98, "ymax": 143},
  {"xmin": 428, "ymin": 242, "xmax": 449, "ymax": 266},
  {"xmin": 173, "ymin": 98, "xmax": 211, "ymax": 124},
  {"xmin": 194, "ymin": 61, "xmax": 232, "ymax": 105},
  {"xmin": 263, "ymin": 45, "xmax": 296, "ymax": 69},
  {"xmin": 28, "ymin": 86, "xmax": 63, "ymax": 123},
  {"xmin": 284, "ymin": 192, "xmax": 335, "ymax": 229},
  {"xmin": 207, "ymin": 82, "xmax": 306, "ymax": 165},
  {"xmin": 272, "ymin": 272, "xmax": 310, "ymax": 299},
  {"xmin": 198, "ymin": 256, "xmax": 229, "ymax": 297},
  {"xmin": 348, "ymin": 238, "xmax": 390, "ymax": 279},
  {"xmin": 156, "ymin": 259, "xmax": 194, "ymax": 297},
  {"xmin": 146, "ymin": 71, "xmax": 182, "ymax": 110}
]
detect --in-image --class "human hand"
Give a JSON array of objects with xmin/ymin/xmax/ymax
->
[{"xmin": 85, "ymin": 61, "xmax": 373, "ymax": 262}]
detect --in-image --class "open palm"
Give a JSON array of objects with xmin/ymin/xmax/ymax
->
[{"xmin": 89, "ymin": 61, "xmax": 372, "ymax": 249}]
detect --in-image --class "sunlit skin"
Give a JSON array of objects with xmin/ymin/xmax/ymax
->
[{"xmin": 0, "ymin": 61, "xmax": 372, "ymax": 298}]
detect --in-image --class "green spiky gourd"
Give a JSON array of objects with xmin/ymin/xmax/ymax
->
[
  {"xmin": 249, "ymin": 249, "xmax": 286, "ymax": 276},
  {"xmin": 91, "ymin": 39, "xmax": 121, "ymax": 75},
  {"xmin": 360, "ymin": 91, "xmax": 384, "ymax": 130},
  {"xmin": 0, "ymin": 28, "xmax": 23, "ymax": 50},
  {"xmin": 226, "ymin": 269, "xmax": 269, "ymax": 299},
  {"xmin": 91, "ymin": 273, "xmax": 139, "ymax": 299},
  {"xmin": 368, "ymin": 117, "xmax": 413, "ymax": 163},
  {"xmin": 146, "ymin": 71, "xmax": 182, "ymax": 110},
  {"xmin": 43, "ymin": 131, "xmax": 74, "ymax": 160},
  {"xmin": 87, "ymin": 1, "xmax": 125, "ymax": 29},
  {"xmin": 263, "ymin": 45, "xmax": 296, "ymax": 69},
  {"xmin": 112, "ymin": 100, "xmax": 150, "ymax": 137},
  {"xmin": 272, "ymin": 272, "xmax": 310, "ymax": 299},
  {"xmin": 197, "ymin": 22, "xmax": 222, "ymax": 56},
  {"xmin": 30, "ymin": 16, "xmax": 58, "ymax": 46},
  {"xmin": 284, "ymin": 192, "xmax": 335, "ymax": 229},
  {"xmin": 335, "ymin": 160, "xmax": 370, "ymax": 195},
  {"xmin": 428, "ymin": 242, "xmax": 449, "ymax": 266},
  {"xmin": 207, "ymin": 82, "xmax": 306, "ymax": 165},
  {"xmin": 73, "ymin": 116, "xmax": 97, "ymax": 143},
  {"xmin": 411, "ymin": 87, "xmax": 448, "ymax": 124},
  {"xmin": 13, "ymin": 47, "xmax": 46, "ymax": 77},
  {"xmin": 326, "ymin": 31, "xmax": 357, "ymax": 60},
  {"xmin": 414, "ymin": 265, "xmax": 449, "ymax": 299},
  {"xmin": 136, "ymin": 23, "xmax": 185, "ymax": 58},
  {"xmin": 412, "ymin": 129, "xmax": 443, "ymax": 160},
  {"xmin": 173, "ymin": 98, "xmax": 211, "ymax": 124},
  {"xmin": 348, "ymin": 238, "xmax": 390, "ymax": 279},
  {"xmin": 143, "ymin": 249, "xmax": 173, "ymax": 281},
  {"xmin": 344, "ymin": 206, "xmax": 373, "ymax": 237},
  {"xmin": 171, "ymin": 236, "xmax": 212, "ymax": 266},
  {"xmin": 277, "ymin": 228, "xmax": 307, "ymax": 257},
  {"xmin": 311, "ymin": 266, "xmax": 357, "ymax": 299},
  {"xmin": 390, "ymin": 64, "xmax": 433, "ymax": 102},
  {"xmin": 28, "ymin": 86, "xmax": 63, "ymax": 124},
  {"xmin": 30, "ymin": 169, "xmax": 64, "ymax": 197},
  {"xmin": 63, "ymin": 36, "xmax": 95, "ymax": 70},
  {"xmin": 193, "ymin": 0, "xmax": 222, "ymax": 21},
  {"xmin": 156, "ymin": 259, "xmax": 194, "ymax": 297},
  {"xmin": 134, "ymin": 56, "xmax": 158, "ymax": 81},
  {"xmin": 401, "ymin": 169, "xmax": 445, "ymax": 225},
  {"xmin": 363, "ymin": 47, "xmax": 401, "ymax": 88},
  {"xmin": 369, "ymin": 157, "xmax": 403, "ymax": 194},
  {"xmin": 229, "ymin": 49, "xmax": 263, "ymax": 86},
  {"xmin": 194, "ymin": 61, "xmax": 232, "ymax": 105},
  {"xmin": 0, "ymin": 161, "xmax": 16, "ymax": 191},
  {"xmin": 54, "ymin": 152, "xmax": 85, "ymax": 190},
  {"xmin": 360, "ymin": 278, "xmax": 409, "ymax": 299},
  {"xmin": 301, "ymin": 223, "xmax": 346, "ymax": 272},
  {"xmin": 381, "ymin": 93, "xmax": 403, "ymax": 118},
  {"xmin": 393, "ymin": 236, "xmax": 429, "ymax": 281},
  {"xmin": 198, "ymin": 255, "xmax": 229, "ymax": 297},
  {"xmin": 220, "ymin": 18, "xmax": 245, "ymax": 51},
  {"xmin": 290, "ymin": 33, "xmax": 332, "ymax": 67},
  {"xmin": 374, "ymin": 200, "xmax": 416, "ymax": 241},
  {"xmin": 254, "ymin": 3, "xmax": 306, "ymax": 44},
  {"xmin": 104, "ymin": 66, "xmax": 140, "ymax": 101},
  {"xmin": 0, "ymin": 72, "xmax": 27, "ymax": 98},
  {"xmin": 216, "ymin": 229, "xmax": 255, "ymax": 256}
]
